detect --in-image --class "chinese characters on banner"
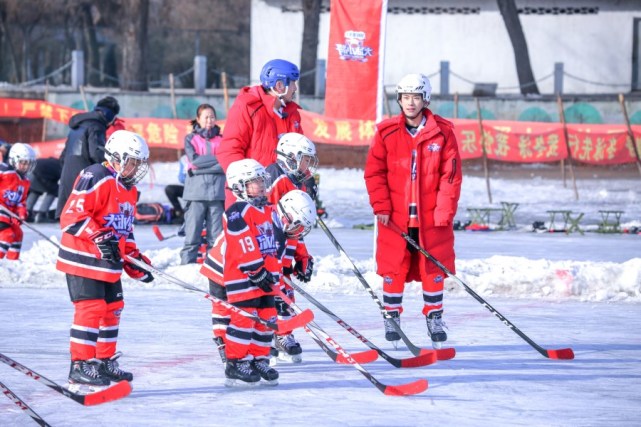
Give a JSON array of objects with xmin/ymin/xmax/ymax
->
[
  {"xmin": 324, "ymin": 0, "xmax": 387, "ymax": 121},
  {"xmin": 1, "ymin": 98, "xmax": 640, "ymax": 165}
]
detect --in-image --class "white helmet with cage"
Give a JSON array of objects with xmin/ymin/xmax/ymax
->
[
  {"xmin": 276, "ymin": 133, "xmax": 318, "ymax": 182},
  {"xmin": 104, "ymin": 130, "xmax": 149, "ymax": 187},
  {"xmin": 8, "ymin": 142, "xmax": 37, "ymax": 175},
  {"xmin": 396, "ymin": 73, "xmax": 432, "ymax": 103},
  {"xmin": 226, "ymin": 158, "xmax": 271, "ymax": 207},
  {"xmin": 277, "ymin": 189, "xmax": 316, "ymax": 238}
]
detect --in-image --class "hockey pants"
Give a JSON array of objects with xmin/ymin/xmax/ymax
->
[{"xmin": 382, "ymin": 249, "xmax": 444, "ymax": 317}]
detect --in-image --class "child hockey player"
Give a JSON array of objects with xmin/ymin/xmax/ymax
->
[
  {"xmin": 200, "ymin": 158, "xmax": 316, "ymax": 386},
  {"xmin": 266, "ymin": 133, "xmax": 318, "ymax": 362},
  {"xmin": 56, "ymin": 130, "xmax": 154, "ymax": 391},
  {"xmin": 0, "ymin": 143, "xmax": 36, "ymax": 260}
]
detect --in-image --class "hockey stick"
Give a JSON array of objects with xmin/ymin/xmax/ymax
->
[
  {"xmin": 0, "ymin": 353, "xmax": 132, "ymax": 406},
  {"xmin": 0, "ymin": 379, "xmax": 51, "ymax": 426},
  {"xmin": 276, "ymin": 290, "xmax": 427, "ymax": 396},
  {"xmin": 317, "ymin": 218, "xmax": 453, "ymax": 360},
  {"xmin": 124, "ymin": 255, "xmax": 313, "ymax": 334},
  {"xmin": 274, "ymin": 288, "xmax": 378, "ymax": 365},
  {"xmin": 283, "ymin": 277, "xmax": 438, "ymax": 368},
  {"xmin": 0, "ymin": 206, "xmax": 60, "ymax": 249},
  {"xmin": 387, "ymin": 221, "xmax": 575, "ymax": 360},
  {"xmin": 151, "ymin": 224, "xmax": 184, "ymax": 242}
]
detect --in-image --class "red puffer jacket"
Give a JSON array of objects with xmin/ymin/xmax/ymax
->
[
  {"xmin": 364, "ymin": 109, "xmax": 462, "ymax": 279},
  {"xmin": 218, "ymin": 85, "xmax": 304, "ymax": 171}
]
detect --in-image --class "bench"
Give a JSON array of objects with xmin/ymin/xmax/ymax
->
[{"xmin": 597, "ymin": 210, "xmax": 624, "ymax": 233}]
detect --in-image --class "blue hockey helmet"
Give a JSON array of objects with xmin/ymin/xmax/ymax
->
[{"xmin": 260, "ymin": 59, "xmax": 300, "ymax": 89}]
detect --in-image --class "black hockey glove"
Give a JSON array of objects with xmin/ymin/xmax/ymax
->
[
  {"xmin": 248, "ymin": 267, "xmax": 277, "ymax": 292},
  {"xmin": 92, "ymin": 230, "xmax": 121, "ymax": 261},
  {"xmin": 294, "ymin": 258, "xmax": 314, "ymax": 283}
]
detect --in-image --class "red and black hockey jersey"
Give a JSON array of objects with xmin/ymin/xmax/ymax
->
[
  {"xmin": 56, "ymin": 163, "xmax": 140, "ymax": 282},
  {"xmin": 265, "ymin": 162, "xmax": 311, "ymax": 266},
  {"xmin": 200, "ymin": 201, "xmax": 292, "ymax": 303},
  {"xmin": 0, "ymin": 164, "xmax": 30, "ymax": 224}
]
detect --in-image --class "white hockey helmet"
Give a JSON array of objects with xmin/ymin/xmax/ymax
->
[
  {"xmin": 104, "ymin": 130, "xmax": 149, "ymax": 186},
  {"xmin": 396, "ymin": 73, "xmax": 432, "ymax": 103},
  {"xmin": 226, "ymin": 158, "xmax": 271, "ymax": 207},
  {"xmin": 277, "ymin": 189, "xmax": 316, "ymax": 238},
  {"xmin": 8, "ymin": 142, "xmax": 37, "ymax": 175},
  {"xmin": 276, "ymin": 133, "xmax": 318, "ymax": 181}
]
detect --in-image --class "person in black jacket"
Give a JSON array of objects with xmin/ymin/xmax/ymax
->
[
  {"xmin": 26, "ymin": 157, "xmax": 62, "ymax": 223},
  {"xmin": 56, "ymin": 96, "xmax": 120, "ymax": 219}
]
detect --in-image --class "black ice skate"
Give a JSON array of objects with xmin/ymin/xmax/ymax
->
[
  {"xmin": 99, "ymin": 352, "xmax": 133, "ymax": 382},
  {"xmin": 426, "ymin": 311, "xmax": 447, "ymax": 349},
  {"xmin": 224, "ymin": 359, "xmax": 261, "ymax": 387},
  {"xmin": 214, "ymin": 337, "xmax": 227, "ymax": 364},
  {"xmin": 384, "ymin": 311, "xmax": 401, "ymax": 347},
  {"xmin": 252, "ymin": 358, "xmax": 279, "ymax": 386},
  {"xmin": 68, "ymin": 359, "xmax": 110, "ymax": 393},
  {"xmin": 274, "ymin": 333, "xmax": 302, "ymax": 363}
]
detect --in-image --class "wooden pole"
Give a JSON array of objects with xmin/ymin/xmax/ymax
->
[
  {"xmin": 556, "ymin": 95, "xmax": 579, "ymax": 200},
  {"xmin": 169, "ymin": 73, "xmax": 178, "ymax": 119},
  {"xmin": 41, "ymin": 80, "xmax": 49, "ymax": 141},
  {"xmin": 475, "ymin": 97, "xmax": 492, "ymax": 204},
  {"xmin": 79, "ymin": 86, "xmax": 89, "ymax": 111},
  {"xmin": 222, "ymin": 72, "xmax": 230, "ymax": 115},
  {"xmin": 618, "ymin": 93, "xmax": 641, "ymax": 178}
]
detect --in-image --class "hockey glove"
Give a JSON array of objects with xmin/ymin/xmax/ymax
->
[
  {"xmin": 123, "ymin": 251, "xmax": 154, "ymax": 283},
  {"xmin": 282, "ymin": 265, "xmax": 294, "ymax": 277},
  {"xmin": 294, "ymin": 257, "xmax": 314, "ymax": 283},
  {"xmin": 248, "ymin": 267, "xmax": 277, "ymax": 292},
  {"xmin": 91, "ymin": 229, "xmax": 121, "ymax": 261}
]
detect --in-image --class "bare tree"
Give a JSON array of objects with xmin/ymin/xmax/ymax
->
[
  {"xmin": 300, "ymin": 0, "xmax": 321, "ymax": 95},
  {"xmin": 119, "ymin": 0, "xmax": 149, "ymax": 91},
  {"xmin": 497, "ymin": 0, "xmax": 539, "ymax": 95}
]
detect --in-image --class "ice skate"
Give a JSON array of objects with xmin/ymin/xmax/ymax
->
[
  {"xmin": 67, "ymin": 359, "xmax": 110, "ymax": 393},
  {"xmin": 213, "ymin": 337, "xmax": 227, "ymax": 364},
  {"xmin": 384, "ymin": 311, "xmax": 401, "ymax": 348},
  {"xmin": 252, "ymin": 358, "xmax": 279, "ymax": 386},
  {"xmin": 274, "ymin": 333, "xmax": 303, "ymax": 363},
  {"xmin": 426, "ymin": 312, "xmax": 447, "ymax": 349},
  {"xmin": 98, "ymin": 352, "xmax": 133, "ymax": 382},
  {"xmin": 224, "ymin": 359, "xmax": 260, "ymax": 387}
]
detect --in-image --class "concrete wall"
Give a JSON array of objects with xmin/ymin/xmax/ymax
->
[{"xmin": 251, "ymin": 0, "xmax": 639, "ymax": 95}]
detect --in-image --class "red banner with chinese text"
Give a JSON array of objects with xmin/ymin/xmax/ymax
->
[
  {"xmin": 324, "ymin": 0, "xmax": 386, "ymax": 121},
  {"xmin": 2, "ymin": 98, "xmax": 640, "ymax": 165}
]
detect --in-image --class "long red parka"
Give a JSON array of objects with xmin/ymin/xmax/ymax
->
[
  {"xmin": 364, "ymin": 109, "xmax": 462, "ymax": 279},
  {"xmin": 218, "ymin": 85, "xmax": 304, "ymax": 171}
]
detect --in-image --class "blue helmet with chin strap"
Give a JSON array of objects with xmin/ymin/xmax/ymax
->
[{"xmin": 260, "ymin": 59, "xmax": 300, "ymax": 89}]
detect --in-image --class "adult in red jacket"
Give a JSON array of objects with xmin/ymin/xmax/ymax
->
[
  {"xmin": 364, "ymin": 73, "xmax": 462, "ymax": 349},
  {"xmin": 218, "ymin": 59, "xmax": 304, "ymax": 206}
]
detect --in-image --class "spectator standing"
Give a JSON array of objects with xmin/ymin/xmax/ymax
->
[
  {"xmin": 180, "ymin": 104, "xmax": 225, "ymax": 265},
  {"xmin": 26, "ymin": 157, "xmax": 62, "ymax": 223},
  {"xmin": 364, "ymin": 73, "xmax": 462, "ymax": 349},
  {"xmin": 56, "ymin": 96, "xmax": 120, "ymax": 219}
]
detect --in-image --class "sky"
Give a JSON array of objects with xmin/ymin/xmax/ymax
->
[{"xmin": 0, "ymin": 164, "xmax": 640, "ymax": 426}]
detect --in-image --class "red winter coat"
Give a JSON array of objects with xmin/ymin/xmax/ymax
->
[
  {"xmin": 364, "ymin": 109, "xmax": 462, "ymax": 279},
  {"xmin": 218, "ymin": 85, "xmax": 304, "ymax": 171}
]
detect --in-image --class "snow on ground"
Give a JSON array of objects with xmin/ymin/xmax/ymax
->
[{"xmin": 1, "ymin": 164, "xmax": 640, "ymax": 426}]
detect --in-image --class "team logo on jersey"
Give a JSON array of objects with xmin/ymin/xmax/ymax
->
[
  {"xmin": 427, "ymin": 143, "xmax": 441, "ymax": 152},
  {"xmin": 336, "ymin": 30, "xmax": 373, "ymax": 62},
  {"xmin": 433, "ymin": 275, "xmax": 444, "ymax": 283},
  {"xmin": 255, "ymin": 220, "xmax": 278, "ymax": 256},
  {"xmin": 102, "ymin": 201, "xmax": 135, "ymax": 236},
  {"xmin": 2, "ymin": 185, "xmax": 25, "ymax": 207}
]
